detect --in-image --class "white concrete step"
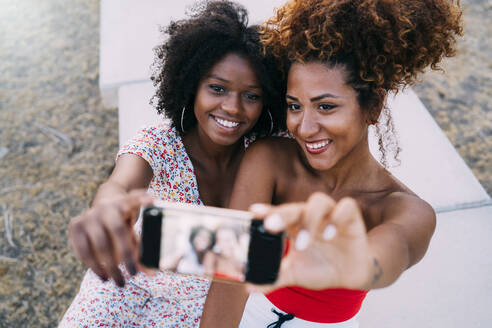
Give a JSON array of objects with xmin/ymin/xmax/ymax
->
[
  {"xmin": 359, "ymin": 205, "xmax": 492, "ymax": 328},
  {"xmin": 100, "ymin": 0, "xmax": 285, "ymax": 108},
  {"xmin": 368, "ymin": 88, "xmax": 490, "ymax": 212},
  {"xmin": 118, "ymin": 82, "xmax": 164, "ymax": 147}
]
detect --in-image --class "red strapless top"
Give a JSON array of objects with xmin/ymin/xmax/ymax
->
[{"xmin": 266, "ymin": 239, "xmax": 368, "ymax": 323}]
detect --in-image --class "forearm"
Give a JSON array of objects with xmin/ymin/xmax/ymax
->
[
  {"xmin": 200, "ymin": 282, "xmax": 249, "ymax": 328},
  {"xmin": 92, "ymin": 154, "xmax": 153, "ymax": 206},
  {"xmin": 92, "ymin": 180, "xmax": 128, "ymax": 205},
  {"xmin": 364, "ymin": 225, "xmax": 412, "ymax": 290},
  {"xmin": 364, "ymin": 196, "xmax": 436, "ymax": 290}
]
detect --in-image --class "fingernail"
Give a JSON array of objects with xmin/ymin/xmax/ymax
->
[
  {"xmin": 322, "ymin": 224, "xmax": 337, "ymax": 240},
  {"xmin": 250, "ymin": 203, "xmax": 269, "ymax": 216},
  {"xmin": 295, "ymin": 229, "xmax": 310, "ymax": 251},
  {"xmin": 128, "ymin": 261, "xmax": 137, "ymax": 276},
  {"xmin": 264, "ymin": 214, "xmax": 285, "ymax": 232},
  {"xmin": 116, "ymin": 278, "xmax": 125, "ymax": 288}
]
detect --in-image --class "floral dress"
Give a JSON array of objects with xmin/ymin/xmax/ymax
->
[{"xmin": 60, "ymin": 123, "xmax": 212, "ymax": 327}]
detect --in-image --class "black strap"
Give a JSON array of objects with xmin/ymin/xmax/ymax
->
[{"xmin": 267, "ymin": 308, "xmax": 295, "ymax": 328}]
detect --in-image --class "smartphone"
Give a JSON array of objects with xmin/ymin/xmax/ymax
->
[{"xmin": 139, "ymin": 201, "xmax": 284, "ymax": 284}]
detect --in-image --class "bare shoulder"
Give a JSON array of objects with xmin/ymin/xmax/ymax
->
[
  {"xmin": 230, "ymin": 137, "xmax": 298, "ymax": 209},
  {"xmin": 244, "ymin": 137, "xmax": 299, "ymax": 166},
  {"xmin": 379, "ymin": 190, "xmax": 436, "ymax": 228},
  {"xmin": 247, "ymin": 136, "xmax": 298, "ymax": 155},
  {"xmin": 367, "ymin": 188, "xmax": 437, "ymax": 268}
]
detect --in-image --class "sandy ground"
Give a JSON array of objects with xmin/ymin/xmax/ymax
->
[
  {"xmin": 0, "ymin": 0, "xmax": 490, "ymax": 327},
  {"xmin": 0, "ymin": 1, "xmax": 117, "ymax": 326},
  {"xmin": 413, "ymin": 0, "xmax": 492, "ymax": 193}
]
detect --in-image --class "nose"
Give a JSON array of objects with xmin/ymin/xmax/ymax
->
[
  {"xmin": 297, "ymin": 109, "xmax": 320, "ymax": 139},
  {"xmin": 221, "ymin": 92, "xmax": 241, "ymax": 116}
]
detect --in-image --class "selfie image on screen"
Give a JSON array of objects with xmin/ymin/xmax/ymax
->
[{"xmin": 159, "ymin": 208, "xmax": 250, "ymax": 282}]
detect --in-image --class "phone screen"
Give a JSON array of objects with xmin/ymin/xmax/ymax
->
[
  {"xmin": 140, "ymin": 202, "xmax": 283, "ymax": 284},
  {"xmin": 161, "ymin": 204, "xmax": 251, "ymax": 282}
]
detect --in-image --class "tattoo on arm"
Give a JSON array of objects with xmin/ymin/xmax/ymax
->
[{"xmin": 372, "ymin": 258, "xmax": 383, "ymax": 286}]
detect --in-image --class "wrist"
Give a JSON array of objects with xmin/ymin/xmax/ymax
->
[
  {"xmin": 93, "ymin": 181, "xmax": 128, "ymax": 205},
  {"xmin": 360, "ymin": 248, "xmax": 382, "ymax": 291}
]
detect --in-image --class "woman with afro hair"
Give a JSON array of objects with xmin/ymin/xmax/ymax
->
[
  {"xmin": 60, "ymin": 1, "xmax": 284, "ymax": 326},
  {"xmin": 211, "ymin": 0, "xmax": 463, "ymax": 327}
]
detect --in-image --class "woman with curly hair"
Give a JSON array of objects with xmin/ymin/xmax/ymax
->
[
  {"xmin": 215, "ymin": 0, "xmax": 463, "ymax": 326},
  {"xmin": 59, "ymin": 1, "xmax": 284, "ymax": 326}
]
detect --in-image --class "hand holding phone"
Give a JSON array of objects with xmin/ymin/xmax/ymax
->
[{"xmin": 140, "ymin": 202, "xmax": 284, "ymax": 284}]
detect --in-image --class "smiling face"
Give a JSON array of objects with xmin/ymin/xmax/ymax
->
[
  {"xmin": 193, "ymin": 53, "xmax": 263, "ymax": 146},
  {"xmin": 286, "ymin": 61, "xmax": 370, "ymax": 171},
  {"xmin": 192, "ymin": 229, "xmax": 213, "ymax": 253},
  {"xmin": 215, "ymin": 227, "xmax": 238, "ymax": 257}
]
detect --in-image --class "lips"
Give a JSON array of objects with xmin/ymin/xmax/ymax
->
[
  {"xmin": 212, "ymin": 115, "xmax": 241, "ymax": 130},
  {"xmin": 305, "ymin": 139, "xmax": 333, "ymax": 154}
]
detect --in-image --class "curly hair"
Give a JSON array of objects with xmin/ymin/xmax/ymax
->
[
  {"xmin": 261, "ymin": 0, "xmax": 463, "ymax": 165},
  {"xmin": 189, "ymin": 225, "xmax": 215, "ymax": 250},
  {"xmin": 151, "ymin": 0, "xmax": 285, "ymax": 136}
]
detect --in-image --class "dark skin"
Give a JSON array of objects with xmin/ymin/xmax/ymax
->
[
  {"xmin": 202, "ymin": 62, "xmax": 436, "ymax": 325},
  {"xmin": 236, "ymin": 137, "xmax": 406, "ymax": 226},
  {"xmin": 234, "ymin": 63, "xmax": 435, "ymax": 293},
  {"xmin": 68, "ymin": 53, "xmax": 264, "ymax": 298},
  {"xmin": 182, "ymin": 127, "xmax": 245, "ymax": 208},
  {"xmin": 232, "ymin": 137, "xmax": 435, "ymax": 292}
]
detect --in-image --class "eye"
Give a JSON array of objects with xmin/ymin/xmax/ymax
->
[
  {"xmin": 244, "ymin": 92, "xmax": 261, "ymax": 102},
  {"xmin": 209, "ymin": 84, "xmax": 225, "ymax": 94},
  {"xmin": 287, "ymin": 103, "xmax": 301, "ymax": 112},
  {"xmin": 318, "ymin": 103, "xmax": 337, "ymax": 111}
]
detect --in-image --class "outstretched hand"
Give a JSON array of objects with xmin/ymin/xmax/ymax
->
[
  {"xmin": 248, "ymin": 192, "xmax": 374, "ymax": 293},
  {"xmin": 68, "ymin": 189, "xmax": 153, "ymax": 287}
]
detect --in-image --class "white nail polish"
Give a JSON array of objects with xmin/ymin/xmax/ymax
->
[
  {"xmin": 322, "ymin": 225, "xmax": 337, "ymax": 240},
  {"xmin": 250, "ymin": 203, "xmax": 269, "ymax": 216},
  {"xmin": 295, "ymin": 229, "xmax": 310, "ymax": 251},
  {"xmin": 264, "ymin": 214, "xmax": 284, "ymax": 232}
]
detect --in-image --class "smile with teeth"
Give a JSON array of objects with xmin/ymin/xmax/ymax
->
[
  {"xmin": 306, "ymin": 140, "xmax": 333, "ymax": 150},
  {"xmin": 214, "ymin": 116, "xmax": 240, "ymax": 128}
]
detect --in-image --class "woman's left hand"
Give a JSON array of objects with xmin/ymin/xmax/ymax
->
[{"xmin": 249, "ymin": 192, "xmax": 375, "ymax": 293}]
